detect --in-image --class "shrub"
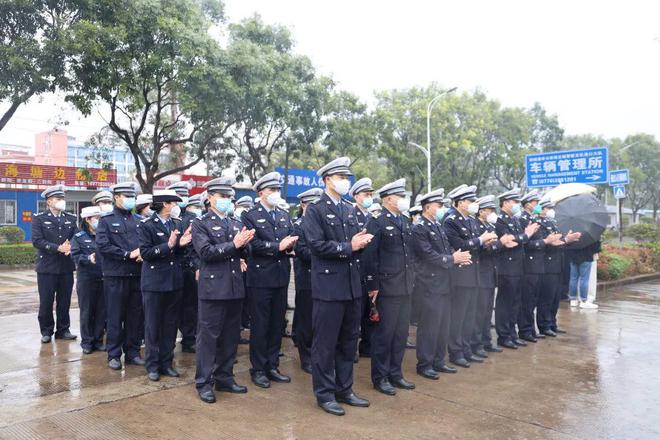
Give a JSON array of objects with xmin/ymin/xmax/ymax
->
[
  {"xmin": 0, "ymin": 244, "xmax": 36, "ymax": 265},
  {"xmin": 626, "ymin": 223, "xmax": 660, "ymax": 242},
  {"xmin": 597, "ymin": 251, "xmax": 631, "ymax": 280},
  {"xmin": 0, "ymin": 226, "xmax": 25, "ymax": 244}
]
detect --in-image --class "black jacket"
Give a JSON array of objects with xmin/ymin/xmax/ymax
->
[
  {"xmin": 31, "ymin": 210, "xmax": 77, "ymax": 274},
  {"xmin": 412, "ymin": 216, "xmax": 454, "ymax": 295},
  {"xmin": 138, "ymin": 213, "xmax": 186, "ymax": 292},
  {"xmin": 96, "ymin": 207, "xmax": 142, "ymax": 277}
]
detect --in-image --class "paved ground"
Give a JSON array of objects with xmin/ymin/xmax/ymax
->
[{"xmin": 0, "ymin": 272, "xmax": 658, "ymax": 439}]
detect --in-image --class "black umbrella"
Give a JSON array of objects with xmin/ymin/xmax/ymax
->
[{"xmin": 554, "ymin": 193, "xmax": 608, "ymax": 249}]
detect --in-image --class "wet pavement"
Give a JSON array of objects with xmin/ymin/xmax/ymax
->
[{"xmin": 0, "ymin": 276, "xmax": 659, "ymax": 439}]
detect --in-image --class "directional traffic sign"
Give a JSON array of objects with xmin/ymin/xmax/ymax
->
[
  {"xmin": 525, "ymin": 147, "xmax": 608, "ymax": 188},
  {"xmin": 608, "ymin": 169, "xmax": 629, "ymax": 186},
  {"xmin": 613, "ymin": 185, "xmax": 626, "ymax": 199}
]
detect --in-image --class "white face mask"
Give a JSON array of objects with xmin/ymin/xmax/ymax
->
[
  {"xmin": 100, "ymin": 203, "xmax": 113, "ymax": 213},
  {"xmin": 396, "ymin": 197, "xmax": 411, "ymax": 213},
  {"xmin": 332, "ymin": 178, "xmax": 351, "ymax": 196},
  {"xmin": 170, "ymin": 205, "xmax": 181, "ymax": 218},
  {"xmin": 266, "ymin": 192, "xmax": 283, "ymax": 207},
  {"xmin": 467, "ymin": 202, "xmax": 479, "ymax": 215},
  {"xmin": 54, "ymin": 200, "xmax": 66, "ymax": 211},
  {"xmin": 487, "ymin": 212, "xmax": 498, "ymax": 224},
  {"xmin": 546, "ymin": 209, "xmax": 556, "ymax": 219}
]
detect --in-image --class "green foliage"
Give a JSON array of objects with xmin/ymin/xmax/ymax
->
[
  {"xmin": 0, "ymin": 226, "xmax": 25, "ymax": 244},
  {"xmin": 598, "ymin": 252, "xmax": 631, "ymax": 280},
  {"xmin": 626, "ymin": 223, "xmax": 660, "ymax": 242},
  {"xmin": 0, "ymin": 244, "xmax": 35, "ymax": 265}
]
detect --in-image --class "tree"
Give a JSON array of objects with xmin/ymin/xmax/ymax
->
[
  {"xmin": 64, "ymin": 0, "xmax": 236, "ymax": 192},
  {"xmin": 207, "ymin": 15, "xmax": 334, "ymax": 183},
  {"xmin": 0, "ymin": 0, "xmax": 76, "ymax": 131},
  {"xmin": 615, "ymin": 134, "xmax": 660, "ymax": 220}
]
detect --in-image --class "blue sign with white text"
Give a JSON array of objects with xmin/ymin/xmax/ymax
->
[
  {"xmin": 608, "ymin": 169, "xmax": 629, "ymax": 186},
  {"xmin": 525, "ymin": 147, "xmax": 608, "ymax": 188}
]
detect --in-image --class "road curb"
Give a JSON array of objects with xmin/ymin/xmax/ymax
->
[{"xmin": 597, "ymin": 272, "xmax": 660, "ymax": 291}]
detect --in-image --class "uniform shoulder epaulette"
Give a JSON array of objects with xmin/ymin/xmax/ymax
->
[
  {"xmin": 201, "ymin": 212, "xmax": 212, "ymax": 220},
  {"xmin": 140, "ymin": 216, "xmax": 150, "ymax": 223},
  {"xmin": 294, "ymin": 217, "xmax": 303, "ymax": 225},
  {"xmin": 75, "ymin": 230, "xmax": 86, "ymax": 237},
  {"xmin": 447, "ymin": 214, "xmax": 456, "ymax": 220},
  {"xmin": 311, "ymin": 198, "xmax": 321, "ymax": 205},
  {"xmin": 34, "ymin": 212, "xmax": 43, "ymax": 217},
  {"xmin": 64, "ymin": 211, "xmax": 77, "ymax": 217}
]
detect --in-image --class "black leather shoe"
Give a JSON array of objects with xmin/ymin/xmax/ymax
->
[
  {"xmin": 451, "ymin": 358, "xmax": 471, "ymax": 368},
  {"xmin": 542, "ymin": 329, "xmax": 557, "ymax": 337},
  {"xmin": 148, "ymin": 371, "xmax": 160, "ymax": 381},
  {"xmin": 301, "ymin": 364, "xmax": 312, "ymax": 374},
  {"xmin": 82, "ymin": 347, "xmax": 94, "ymax": 354},
  {"xmin": 554, "ymin": 328, "xmax": 567, "ymax": 334},
  {"xmin": 484, "ymin": 345, "xmax": 503, "ymax": 353},
  {"xmin": 55, "ymin": 331, "xmax": 77, "ymax": 340},
  {"xmin": 251, "ymin": 371, "xmax": 271, "ymax": 388},
  {"xmin": 466, "ymin": 355, "xmax": 484, "ymax": 363},
  {"xmin": 318, "ymin": 400, "xmax": 345, "ymax": 416},
  {"xmin": 95, "ymin": 344, "xmax": 107, "ymax": 351},
  {"xmin": 108, "ymin": 358, "xmax": 122, "ymax": 370},
  {"xmin": 436, "ymin": 364, "xmax": 458, "ymax": 374},
  {"xmin": 374, "ymin": 379, "xmax": 397, "ymax": 396},
  {"xmin": 336, "ymin": 392, "xmax": 370, "ymax": 407},
  {"xmin": 500, "ymin": 340, "xmax": 518, "ymax": 349},
  {"xmin": 41, "ymin": 335, "xmax": 52, "ymax": 343},
  {"xmin": 267, "ymin": 369, "xmax": 291, "ymax": 383},
  {"xmin": 391, "ymin": 377, "xmax": 415, "ymax": 390},
  {"xmin": 126, "ymin": 356, "xmax": 146, "ymax": 366},
  {"xmin": 534, "ymin": 333, "xmax": 546, "ymax": 339},
  {"xmin": 182, "ymin": 345, "xmax": 196, "ymax": 353},
  {"xmin": 520, "ymin": 335, "xmax": 538, "ymax": 343},
  {"xmin": 417, "ymin": 368, "xmax": 440, "ymax": 380},
  {"xmin": 513, "ymin": 338, "xmax": 528, "ymax": 347},
  {"xmin": 198, "ymin": 389, "xmax": 216, "ymax": 404},
  {"xmin": 216, "ymin": 382, "xmax": 248, "ymax": 394},
  {"xmin": 473, "ymin": 349, "xmax": 489, "ymax": 358},
  {"xmin": 160, "ymin": 367, "xmax": 180, "ymax": 377}
]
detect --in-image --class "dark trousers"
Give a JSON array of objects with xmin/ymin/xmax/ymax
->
[
  {"xmin": 410, "ymin": 285, "xmax": 423, "ymax": 325},
  {"xmin": 495, "ymin": 275, "xmax": 521, "ymax": 343},
  {"xmin": 358, "ymin": 284, "xmax": 375, "ymax": 356},
  {"xmin": 143, "ymin": 290, "xmax": 181, "ymax": 373},
  {"xmin": 248, "ymin": 286, "xmax": 287, "ymax": 372},
  {"xmin": 509, "ymin": 276, "xmax": 523, "ymax": 337},
  {"xmin": 312, "ymin": 298, "xmax": 361, "ymax": 403},
  {"xmin": 195, "ymin": 299, "xmax": 243, "ymax": 392},
  {"xmin": 241, "ymin": 275, "xmax": 250, "ymax": 328},
  {"xmin": 472, "ymin": 286, "xmax": 494, "ymax": 351},
  {"xmin": 370, "ymin": 295, "xmax": 411, "ymax": 384},
  {"xmin": 519, "ymin": 273, "xmax": 542, "ymax": 337},
  {"xmin": 76, "ymin": 273, "xmax": 105, "ymax": 349},
  {"xmin": 37, "ymin": 272, "xmax": 74, "ymax": 337},
  {"xmin": 416, "ymin": 292, "xmax": 451, "ymax": 371},
  {"xmin": 104, "ymin": 276, "xmax": 142, "ymax": 361},
  {"xmin": 537, "ymin": 273, "xmax": 561, "ymax": 332},
  {"xmin": 178, "ymin": 270, "xmax": 198, "ymax": 348},
  {"xmin": 448, "ymin": 286, "xmax": 473, "ymax": 360},
  {"xmin": 294, "ymin": 289, "xmax": 313, "ymax": 368}
]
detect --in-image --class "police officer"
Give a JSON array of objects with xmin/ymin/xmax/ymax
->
[
  {"xmin": 138, "ymin": 190, "xmax": 192, "ymax": 381},
  {"xmin": 92, "ymin": 190, "xmax": 114, "ymax": 214},
  {"xmin": 71, "ymin": 206, "xmax": 106, "ymax": 353},
  {"xmin": 291, "ymin": 187, "xmax": 324, "ymax": 374},
  {"xmin": 241, "ymin": 171, "xmax": 296, "ymax": 388},
  {"xmin": 348, "ymin": 177, "xmax": 375, "ymax": 358},
  {"xmin": 472, "ymin": 196, "xmax": 509, "ymax": 355},
  {"xmin": 135, "ymin": 194, "xmax": 153, "ymax": 219},
  {"xmin": 537, "ymin": 199, "xmax": 580, "ymax": 336},
  {"xmin": 31, "ymin": 185, "xmax": 78, "ymax": 343},
  {"xmin": 518, "ymin": 190, "xmax": 562, "ymax": 342},
  {"xmin": 302, "ymin": 157, "xmax": 372, "ymax": 416},
  {"xmin": 193, "ymin": 177, "xmax": 255, "ymax": 403},
  {"xmin": 235, "ymin": 195, "xmax": 254, "ymax": 219},
  {"xmin": 443, "ymin": 185, "xmax": 497, "ymax": 367},
  {"xmin": 413, "ymin": 189, "xmax": 471, "ymax": 380},
  {"xmin": 494, "ymin": 189, "xmax": 539, "ymax": 349},
  {"xmin": 96, "ymin": 182, "xmax": 145, "ymax": 370},
  {"xmin": 363, "ymin": 178, "xmax": 416, "ymax": 395},
  {"xmin": 176, "ymin": 189, "xmax": 200, "ymax": 353}
]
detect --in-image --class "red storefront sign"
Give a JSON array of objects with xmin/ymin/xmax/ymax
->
[{"xmin": 0, "ymin": 163, "xmax": 117, "ymax": 188}]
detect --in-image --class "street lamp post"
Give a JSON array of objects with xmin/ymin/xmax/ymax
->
[{"xmin": 408, "ymin": 87, "xmax": 457, "ymax": 193}]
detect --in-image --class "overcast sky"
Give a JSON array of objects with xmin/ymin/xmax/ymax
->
[{"xmin": 2, "ymin": 0, "xmax": 660, "ymax": 150}]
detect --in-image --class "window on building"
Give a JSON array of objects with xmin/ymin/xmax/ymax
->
[{"xmin": 0, "ymin": 200, "xmax": 17, "ymax": 225}]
